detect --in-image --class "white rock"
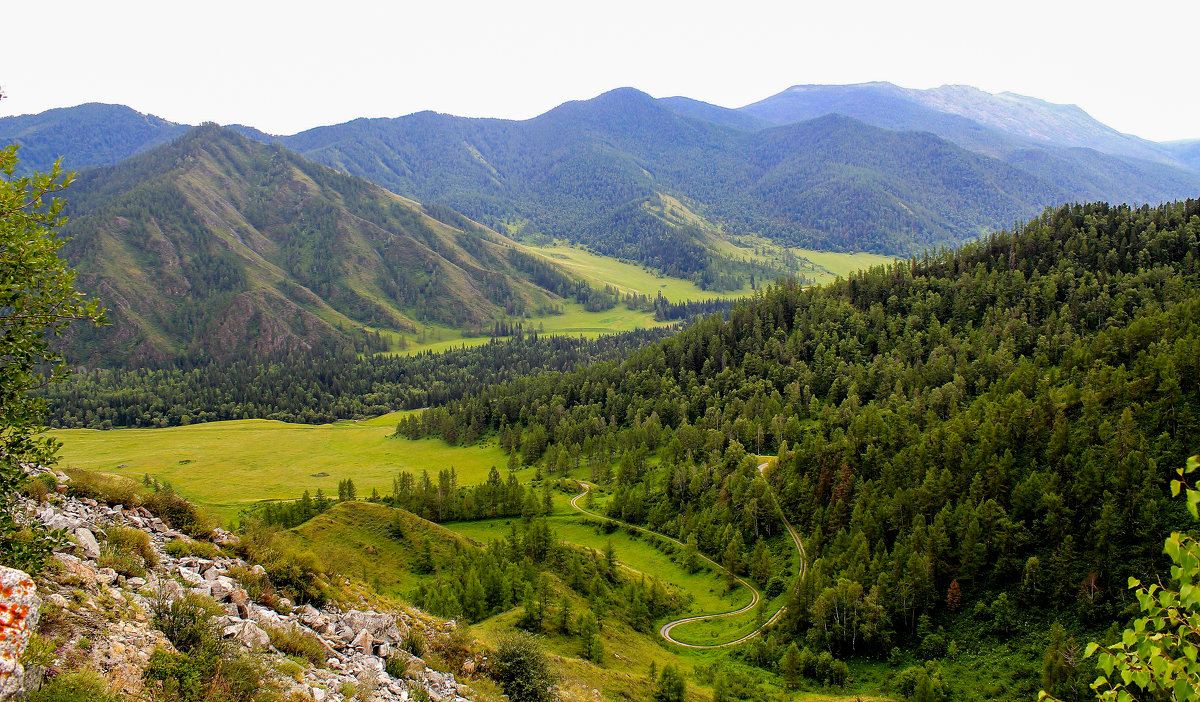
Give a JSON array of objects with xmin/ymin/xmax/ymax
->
[
  {"xmin": 223, "ymin": 621, "xmax": 270, "ymax": 650},
  {"xmin": 351, "ymin": 629, "xmax": 374, "ymax": 654},
  {"xmin": 73, "ymin": 527, "xmax": 101, "ymax": 559},
  {"xmin": 0, "ymin": 567, "xmax": 40, "ymax": 700},
  {"xmin": 177, "ymin": 568, "xmax": 204, "ymax": 586}
]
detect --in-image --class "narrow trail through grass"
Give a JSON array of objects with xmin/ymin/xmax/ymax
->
[{"xmin": 568, "ymin": 462, "xmax": 806, "ymax": 649}]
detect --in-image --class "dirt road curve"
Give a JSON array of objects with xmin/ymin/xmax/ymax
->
[{"xmin": 567, "ymin": 462, "xmax": 805, "ymax": 648}]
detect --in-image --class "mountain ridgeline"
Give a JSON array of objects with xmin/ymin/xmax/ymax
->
[
  {"xmin": 7, "ymin": 86, "xmax": 1197, "ymax": 295},
  {"xmin": 282, "ymin": 89, "xmax": 1066, "ymax": 259},
  {"xmin": 56, "ymin": 124, "xmax": 602, "ymax": 366},
  {"xmin": 396, "ymin": 199, "xmax": 1200, "ymax": 694}
]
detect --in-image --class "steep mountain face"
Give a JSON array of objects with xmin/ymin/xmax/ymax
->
[
  {"xmin": 737, "ymin": 83, "xmax": 1200, "ymax": 205},
  {"xmin": 59, "ymin": 125, "xmax": 564, "ymax": 366},
  {"xmin": 741, "ymin": 82, "xmax": 1178, "ymax": 164},
  {"xmin": 282, "ymin": 88, "xmax": 1068, "ymax": 258},
  {"xmin": 0, "ymin": 103, "xmax": 187, "ymax": 174}
]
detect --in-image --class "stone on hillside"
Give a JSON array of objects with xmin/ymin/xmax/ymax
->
[
  {"xmin": 223, "ymin": 621, "xmax": 270, "ymax": 650},
  {"xmin": 126, "ymin": 577, "xmax": 147, "ymax": 591},
  {"xmin": 202, "ymin": 567, "xmax": 221, "ymax": 581},
  {"xmin": 45, "ymin": 512, "xmax": 77, "ymax": 531},
  {"xmin": 157, "ymin": 579, "xmax": 185, "ymax": 603},
  {"xmin": 212, "ymin": 528, "xmax": 238, "ymax": 546},
  {"xmin": 208, "ymin": 581, "xmax": 231, "ymax": 601},
  {"xmin": 73, "ymin": 527, "xmax": 101, "ymax": 559},
  {"xmin": 351, "ymin": 629, "xmax": 374, "ymax": 653},
  {"xmin": 295, "ymin": 604, "xmax": 321, "ymax": 623},
  {"xmin": 0, "ymin": 567, "xmax": 40, "ymax": 702},
  {"xmin": 344, "ymin": 610, "xmax": 393, "ymax": 636},
  {"xmin": 229, "ymin": 588, "xmax": 249, "ymax": 607},
  {"xmin": 177, "ymin": 568, "xmax": 203, "ymax": 586},
  {"xmin": 52, "ymin": 553, "xmax": 97, "ymax": 589},
  {"xmin": 96, "ymin": 568, "xmax": 118, "ymax": 586}
]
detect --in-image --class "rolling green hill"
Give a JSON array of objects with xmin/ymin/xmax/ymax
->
[{"xmin": 56, "ymin": 124, "xmax": 589, "ymax": 365}]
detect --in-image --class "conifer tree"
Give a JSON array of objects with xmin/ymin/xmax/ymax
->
[{"xmin": 781, "ymin": 642, "xmax": 802, "ymax": 689}]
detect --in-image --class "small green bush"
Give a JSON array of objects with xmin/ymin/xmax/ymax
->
[
  {"xmin": 145, "ymin": 487, "xmax": 211, "ymax": 539},
  {"xmin": 165, "ymin": 538, "xmax": 218, "ymax": 559},
  {"xmin": 235, "ymin": 526, "xmax": 328, "ymax": 606},
  {"xmin": 226, "ymin": 564, "xmax": 272, "ymax": 601},
  {"xmin": 106, "ymin": 526, "xmax": 158, "ymax": 564},
  {"xmin": 152, "ymin": 594, "xmax": 224, "ymax": 656},
  {"xmin": 25, "ymin": 670, "xmax": 122, "ymax": 702},
  {"xmin": 384, "ymin": 657, "xmax": 405, "ymax": 678},
  {"xmin": 19, "ymin": 473, "xmax": 57, "ymax": 502},
  {"xmin": 98, "ymin": 525, "xmax": 158, "ymax": 577},
  {"xmin": 264, "ymin": 625, "xmax": 328, "ymax": 667},
  {"xmin": 402, "ymin": 629, "xmax": 426, "ymax": 659},
  {"xmin": 97, "ymin": 549, "xmax": 146, "ymax": 578},
  {"xmin": 64, "ymin": 468, "xmax": 142, "ymax": 506},
  {"xmin": 19, "ymin": 633, "xmax": 58, "ymax": 668}
]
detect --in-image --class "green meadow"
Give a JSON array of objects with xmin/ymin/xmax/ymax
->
[{"xmin": 49, "ymin": 415, "xmax": 516, "ymax": 520}]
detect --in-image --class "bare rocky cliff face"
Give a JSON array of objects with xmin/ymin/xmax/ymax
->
[{"xmin": 2, "ymin": 466, "xmax": 482, "ymax": 702}]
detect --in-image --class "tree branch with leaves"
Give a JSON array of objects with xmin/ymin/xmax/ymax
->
[
  {"xmin": 0, "ymin": 142, "xmax": 106, "ymax": 573},
  {"xmin": 1042, "ymin": 455, "xmax": 1200, "ymax": 702}
]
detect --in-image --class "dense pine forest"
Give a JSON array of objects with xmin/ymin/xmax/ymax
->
[
  {"xmin": 45, "ymin": 330, "xmax": 673, "ymax": 428},
  {"xmin": 391, "ymin": 199, "xmax": 1200, "ymax": 697},
  {"xmin": 40, "ymin": 195, "xmax": 1200, "ymax": 699}
]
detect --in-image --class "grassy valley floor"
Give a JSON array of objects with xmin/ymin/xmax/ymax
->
[{"xmin": 49, "ymin": 412, "xmax": 516, "ymax": 522}]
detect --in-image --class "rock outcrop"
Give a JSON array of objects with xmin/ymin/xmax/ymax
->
[
  {"xmin": 10, "ymin": 466, "xmax": 477, "ymax": 701},
  {"xmin": 0, "ymin": 567, "xmax": 40, "ymax": 702}
]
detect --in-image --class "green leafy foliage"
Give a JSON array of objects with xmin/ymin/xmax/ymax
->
[
  {"xmin": 0, "ymin": 143, "xmax": 104, "ymax": 574},
  {"xmin": 1057, "ymin": 455, "xmax": 1200, "ymax": 702},
  {"xmin": 489, "ymin": 631, "xmax": 558, "ymax": 702}
]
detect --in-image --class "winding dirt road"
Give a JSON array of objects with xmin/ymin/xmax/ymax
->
[{"xmin": 567, "ymin": 462, "xmax": 805, "ymax": 648}]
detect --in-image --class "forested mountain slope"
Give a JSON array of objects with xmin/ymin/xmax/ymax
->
[
  {"xmin": 399, "ymin": 199, "xmax": 1200, "ymax": 695},
  {"xmin": 57, "ymin": 124, "xmax": 584, "ymax": 366},
  {"xmin": 740, "ymin": 82, "xmax": 1180, "ymax": 165},
  {"xmin": 0, "ymin": 103, "xmax": 187, "ymax": 174},
  {"xmin": 285, "ymin": 88, "xmax": 1066, "ymax": 260},
  {"xmin": 736, "ymin": 83, "xmax": 1200, "ymax": 206}
]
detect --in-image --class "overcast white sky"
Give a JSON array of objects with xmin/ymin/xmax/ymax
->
[{"xmin": 2, "ymin": 0, "xmax": 1195, "ymax": 141}]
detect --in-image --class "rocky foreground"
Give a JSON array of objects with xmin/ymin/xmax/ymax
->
[{"xmin": 2, "ymin": 466, "xmax": 479, "ymax": 701}]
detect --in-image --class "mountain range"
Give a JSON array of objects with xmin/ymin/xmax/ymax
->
[
  {"xmin": 4, "ymin": 86, "xmax": 1197, "ymax": 264},
  {"xmin": 3, "ymin": 83, "xmax": 1198, "ymax": 365}
]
